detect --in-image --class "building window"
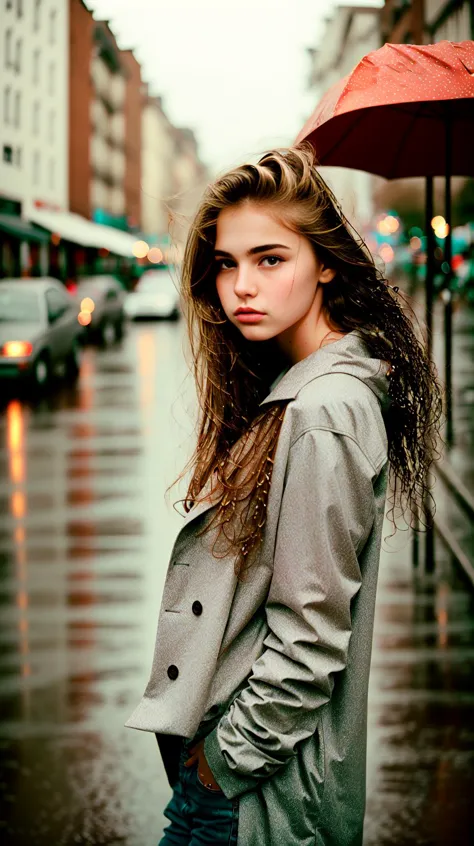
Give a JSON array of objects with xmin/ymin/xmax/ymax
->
[
  {"xmin": 3, "ymin": 145, "xmax": 13, "ymax": 164},
  {"xmin": 33, "ymin": 150, "xmax": 40, "ymax": 185},
  {"xmin": 48, "ymin": 110, "xmax": 55, "ymax": 144},
  {"xmin": 48, "ymin": 158, "xmax": 55, "ymax": 190},
  {"xmin": 3, "ymin": 86, "xmax": 11, "ymax": 123},
  {"xmin": 33, "ymin": 49, "xmax": 40, "ymax": 84},
  {"xmin": 49, "ymin": 9, "xmax": 57, "ymax": 45},
  {"xmin": 13, "ymin": 90, "xmax": 20, "ymax": 127},
  {"xmin": 48, "ymin": 62, "xmax": 55, "ymax": 95},
  {"xmin": 16, "ymin": 0, "xmax": 22, "ymax": 17},
  {"xmin": 15, "ymin": 38, "xmax": 21, "ymax": 74},
  {"xmin": 16, "ymin": 146, "xmax": 22, "ymax": 167},
  {"xmin": 5, "ymin": 29, "xmax": 12, "ymax": 68},
  {"xmin": 33, "ymin": 101, "xmax": 40, "ymax": 135},
  {"xmin": 6, "ymin": 0, "xmax": 13, "ymax": 10},
  {"xmin": 33, "ymin": 0, "xmax": 41, "ymax": 32}
]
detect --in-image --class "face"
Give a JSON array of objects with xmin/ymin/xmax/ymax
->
[{"xmin": 214, "ymin": 203, "xmax": 336, "ymax": 359}]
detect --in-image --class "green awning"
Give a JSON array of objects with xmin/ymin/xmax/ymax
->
[{"xmin": 0, "ymin": 214, "xmax": 50, "ymax": 243}]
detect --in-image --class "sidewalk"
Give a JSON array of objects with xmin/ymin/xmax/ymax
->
[{"xmin": 364, "ymin": 298, "xmax": 474, "ymax": 845}]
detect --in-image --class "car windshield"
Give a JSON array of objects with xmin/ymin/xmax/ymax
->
[{"xmin": 0, "ymin": 288, "xmax": 42, "ymax": 322}]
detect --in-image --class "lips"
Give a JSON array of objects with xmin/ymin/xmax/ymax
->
[{"xmin": 234, "ymin": 308, "xmax": 266, "ymax": 324}]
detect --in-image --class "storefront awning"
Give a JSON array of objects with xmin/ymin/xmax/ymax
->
[
  {"xmin": 26, "ymin": 207, "xmax": 138, "ymax": 257},
  {"xmin": 0, "ymin": 213, "xmax": 51, "ymax": 243}
]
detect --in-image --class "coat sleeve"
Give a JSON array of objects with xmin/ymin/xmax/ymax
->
[{"xmin": 204, "ymin": 427, "xmax": 377, "ymax": 799}]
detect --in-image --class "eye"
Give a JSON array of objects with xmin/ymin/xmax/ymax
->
[
  {"xmin": 260, "ymin": 255, "xmax": 284, "ymax": 267},
  {"xmin": 215, "ymin": 258, "xmax": 235, "ymax": 271}
]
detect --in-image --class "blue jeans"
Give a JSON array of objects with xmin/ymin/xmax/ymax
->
[{"xmin": 158, "ymin": 738, "xmax": 239, "ymax": 845}]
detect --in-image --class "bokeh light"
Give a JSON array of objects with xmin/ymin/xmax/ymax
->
[
  {"xmin": 434, "ymin": 222, "xmax": 450, "ymax": 239},
  {"xmin": 379, "ymin": 244, "xmax": 394, "ymax": 263},
  {"xmin": 147, "ymin": 247, "xmax": 163, "ymax": 264},
  {"xmin": 377, "ymin": 215, "xmax": 400, "ymax": 236},
  {"xmin": 78, "ymin": 311, "xmax": 92, "ymax": 326},
  {"xmin": 133, "ymin": 240, "xmax": 149, "ymax": 258},
  {"xmin": 80, "ymin": 297, "xmax": 95, "ymax": 313}
]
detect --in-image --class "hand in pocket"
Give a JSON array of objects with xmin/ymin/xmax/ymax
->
[{"xmin": 184, "ymin": 739, "xmax": 222, "ymax": 791}]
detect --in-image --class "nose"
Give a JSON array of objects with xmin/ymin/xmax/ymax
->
[{"xmin": 233, "ymin": 264, "xmax": 258, "ymax": 298}]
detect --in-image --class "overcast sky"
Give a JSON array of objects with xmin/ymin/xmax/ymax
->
[{"xmin": 85, "ymin": 0, "xmax": 383, "ymax": 174}]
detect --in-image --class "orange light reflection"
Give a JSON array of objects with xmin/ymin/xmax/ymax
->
[
  {"xmin": 7, "ymin": 401, "xmax": 23, "ymax": 450},
  {"xmin": 14, "ymin": 526, "xmax": 25, "ymax": 545},
  {"xmin": 17, "ymin": 591, "xmax": 28, "ymax": 610},
  {"xmin": 11, "ymin": 490, "xmax": 26, "ymax": 519}
]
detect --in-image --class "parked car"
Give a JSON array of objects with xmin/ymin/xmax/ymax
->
[
  {"xmin": 0, "ymin": 278, "xmax": 83, "ymax": 391},
  {"xmin": 75, "ymin": 275, "xmax": 126, "ymax": 345},
  {"xmin": 124, "ymin": 269, "xmax": 180, "ymax": 320}
]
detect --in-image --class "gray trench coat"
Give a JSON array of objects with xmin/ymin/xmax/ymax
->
[{"xmin": 125, "ymin": 330, "xmax": 390, "ymax": 846}]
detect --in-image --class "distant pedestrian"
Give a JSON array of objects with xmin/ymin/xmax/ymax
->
[{"xmin": 126, "ymin": 144, "xmax": 442, "ymax": 845}]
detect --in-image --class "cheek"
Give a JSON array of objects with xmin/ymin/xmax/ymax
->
[{"xmin": 272, "ymin": 270, "xmax": 314, "ymax": 308}]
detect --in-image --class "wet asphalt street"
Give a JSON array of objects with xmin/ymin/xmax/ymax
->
[{"xmin": 0, "ymin": 315, "xmax": 473, "ymax": 845}]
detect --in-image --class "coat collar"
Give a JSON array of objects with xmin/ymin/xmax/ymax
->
[
  {"xmin": 180, "ymin": 331, "xmax": 389, "ymax": 532},
  {"xmin": 259, "ymin": 330, "xmax": 389, "ymax": 409}
]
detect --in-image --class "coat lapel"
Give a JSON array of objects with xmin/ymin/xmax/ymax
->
[{"xmin": 178, "ymin": 333, "xmax": 384, "ymax": 534}]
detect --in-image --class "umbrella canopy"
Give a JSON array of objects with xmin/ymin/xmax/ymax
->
[{"xmin": 296, "ymin": 40, "xmax": 474, "ymax": 180}]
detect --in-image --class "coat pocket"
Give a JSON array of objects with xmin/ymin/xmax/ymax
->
[
  {"xmin": 162, "ymin": 562, "xmax": 190, "ymax": 612},
  {"xmin": 252, "ymin": 725, "xmax": 326, "ymax": 845}
]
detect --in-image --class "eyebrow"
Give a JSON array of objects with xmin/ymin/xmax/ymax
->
[{"xmin": 214, "ymin": 243, "xmax": 291, "ymax": 258}]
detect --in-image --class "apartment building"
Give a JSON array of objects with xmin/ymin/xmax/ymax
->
[
  {"xmin": 141, "ymin": 90, "xmax": 176, "ymax": 242},
  {"xmin": 0, "ymin": 0, "xmax": 68, "ymax": 275},
  {"xmin": 68, "ymin": 5, "xmax": 131, "ymax": 228}
]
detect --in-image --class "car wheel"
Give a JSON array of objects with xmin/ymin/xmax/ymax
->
[
  {"xmin": 31, "ymin": 353, "xmax": 51, "ymax": 392},
  {"xmin": 65, "ymin": 340, "xmax": 81, "ymax": 381},
  {"xmin": 100, "ymin": 320, "xmax": 117, "ymax": 347}
]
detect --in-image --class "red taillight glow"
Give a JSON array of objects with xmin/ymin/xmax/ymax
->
[{"xmin": 2, "ymin": 341, "xmax": 33, "ymax": 358}]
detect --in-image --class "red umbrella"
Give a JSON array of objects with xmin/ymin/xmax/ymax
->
[
  {"xmin": 295, "ymin": 40, "xmax": 474, "ymax": 179},
  {"xmin": 296, "ymin": 40, "xmax": 474, "ymax": 448}
]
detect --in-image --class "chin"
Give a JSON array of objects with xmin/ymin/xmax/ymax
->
[{"xmin": 235, "ymin": 324, "xmax": 276, "ymax": 342}]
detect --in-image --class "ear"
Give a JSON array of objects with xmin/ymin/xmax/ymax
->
[{"xmin": 318, "ymin": 265, "xmax": 337, "ymax": 284}]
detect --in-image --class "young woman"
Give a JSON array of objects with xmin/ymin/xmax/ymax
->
[{"xmin": 126, "ymin": 145, "xmax": 441, "ymax": 846}]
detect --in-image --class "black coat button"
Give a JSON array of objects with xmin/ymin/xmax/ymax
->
[
  {"xmin": 167, "ymin": 665, "xmax": 179, "ymax": 680},
  {"xmin": 192, "ymin": 601, "xmax": 203, "ymax": 616}
]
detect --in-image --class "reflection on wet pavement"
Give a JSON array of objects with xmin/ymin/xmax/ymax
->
[
  {"xmin": 0, "ymin": 322, "xmax": 192, "ymax": 845},
  {"xmin": 0, "ymin": 317, "xmax": 473, "ymax": 844}
]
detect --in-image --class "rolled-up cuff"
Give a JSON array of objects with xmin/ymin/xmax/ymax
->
[{"xmin": 203, "ymin": 726, "xmax": 260, "ymax": 800}]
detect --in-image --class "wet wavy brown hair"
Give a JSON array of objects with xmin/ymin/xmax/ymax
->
[{"xmin": 173, "ymin": 144, "xmax": 442, "ymax": 582}]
